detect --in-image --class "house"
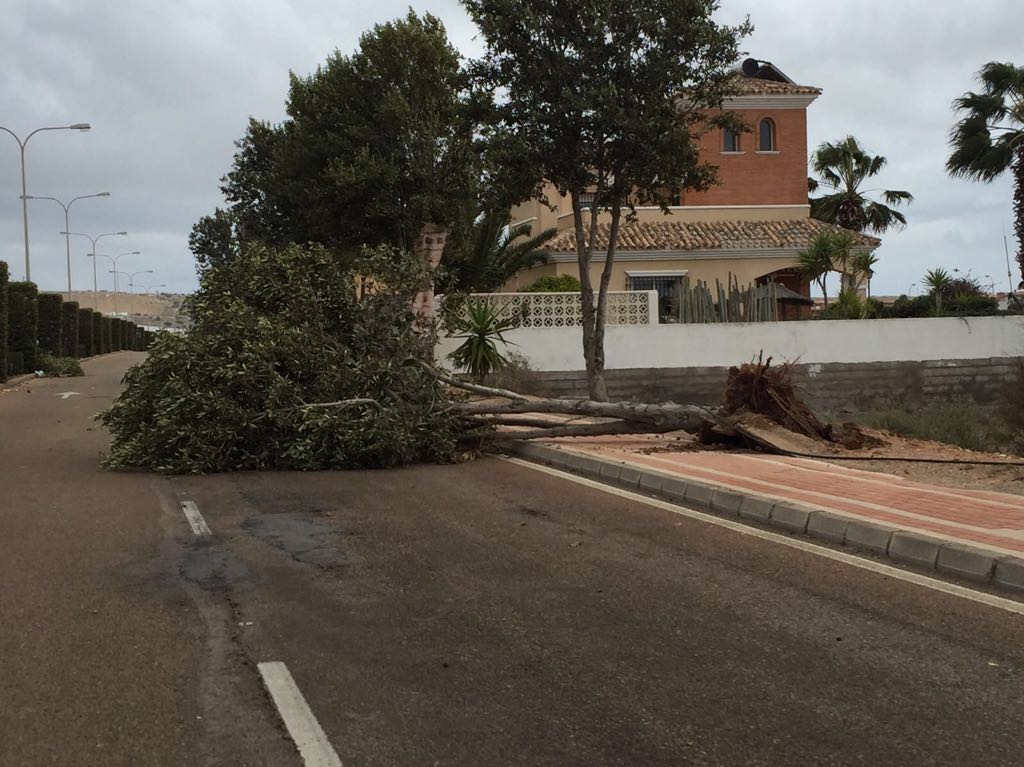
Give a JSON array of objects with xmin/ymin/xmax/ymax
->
[{"xmin": 503, "ymin": 59, "xmax": 880, "ymax": 319}]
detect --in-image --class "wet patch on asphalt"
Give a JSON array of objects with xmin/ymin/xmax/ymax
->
[
  {"xmin": 178, "ymin": 539, "xmax": 251, "ymax": 591},
  {"xmin": 242, "ymin": 513, "xmax": 348, "ymax": 568}
]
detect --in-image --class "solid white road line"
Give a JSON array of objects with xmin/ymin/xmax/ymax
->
[
  {"xmin": 503, "ymin": 456, "xmax": 1024, "ymax": 617},
  {"xmin": 258, "ymin": 661, "xmax": 343, "ymax": 767},
  {"xmin": 179, "ymin": 500, "xmax": 211, "ymax": 537}
]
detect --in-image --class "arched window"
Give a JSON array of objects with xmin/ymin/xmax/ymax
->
[
  {"xmin": 758, "ymin": 118, "xmax": 776, "ymax": 151},
  {"xmin": 723, "ymin": 127, "xmax": 740, "ymax": 152}
]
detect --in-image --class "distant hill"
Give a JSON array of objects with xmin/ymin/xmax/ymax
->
[{"xmin": 55, "ymin": 290, "xmax": 191, "ymax": 330}]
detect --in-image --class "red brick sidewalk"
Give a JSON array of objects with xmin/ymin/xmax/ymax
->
[{"xmin": 536, "ymin": 438, "xmax": 1024, "ymax": 556}]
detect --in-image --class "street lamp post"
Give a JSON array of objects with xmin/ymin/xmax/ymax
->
[
  {"xmin": 122, "ymin": 269, "xmax": 154, "ymax": 317},
  {"xmin": 23, "ymin": 192, "xmax": 109, "ymax": 297},
  {"xmin": 0, "ymin": 123, "xmax": 91, "ymax": 281},
  {"xmin": 97, "ymin": 251, "xmax": 140, "ymax": 314},
  {"xmin": 64, "ymin": 232, "xmax": 128, "ymax": 308}
]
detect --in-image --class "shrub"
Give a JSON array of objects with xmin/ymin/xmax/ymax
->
[
  {"xmin": 37, "ymin": 293, "xmax": 63, "ymax": 356},
  {"xmin": 7, "ymin": 281, "xmax": 39, "ymax": 373},
  {"xmin": 61, "ymin": 300, "xmax": 80, "ymax": 357},
  {"xmin": 520, "ymin": 273, "xmax": 582, "ymax": 292},
  {"xmin": 847, "ymin": 399, "xmax": 1018, "ymax": 455},
  {"xmin": 100, "ymin": 242, "xmax": 459, "ymax": 474},
  {"xmin": 448, "ymin": 299, "xmax": 519, "ymax": 383},
  {"xmin": 484, "ymin": 351, "xmax": 541, "ymax": 394},
  {"xmin": 38, "ymin": 352, "xmax": 84, "ymax": 377},
  {"xmin": 100, "ymin": 317, "xmax": 113, "ymax": 354},
  {"xmin": 0, "ymin": 261, "xmax": 8, "ymax": 381},
  {"xmin": 78, "ymin": 307, "xmax": 95, "ymax": 357},
  {"xmin": 92, "ymin": 312, "xmax": 103, "ymax": 354}
]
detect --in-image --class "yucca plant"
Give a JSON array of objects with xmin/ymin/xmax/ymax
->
[{"xmin": 448, "ymin": 299, "xmax": 520, "ymax": 383}]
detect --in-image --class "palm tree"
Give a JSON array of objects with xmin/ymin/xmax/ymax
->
[
  {"xmin": 797, "ymin": 230, "xmax": 842, "ymax": 308},
  {"xmin": 449, "ymin": 210, "xmax": 557, "ymax": 292},
  {"xmin": 947, "ymin": 62, "xmax": 1024, "ymax": 286},
  {"xmin": 923, "ymin": 267, "xmax": 953, "ymax": 311},
  {"xmin": 850, "ymin": 252, "xmax": 879, "ymax": 296},
  {"xmin": 809, "ymin": 135, "xmax": 914, "ymax": 234}
]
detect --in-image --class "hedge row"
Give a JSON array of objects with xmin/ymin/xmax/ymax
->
[{"xmin": 0, "ymin": 260, "xmax": 156, "ymax": 381}]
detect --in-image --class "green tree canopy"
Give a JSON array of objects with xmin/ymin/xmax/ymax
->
[
  {"xmin": 192, "ymin": 11, "xmax": 478, "ymax": 265},
  {"xmin": 809, "ymin": 135, "xmax": 913, "ymax": 234},
  {"xmin": 947, "ymin": 62, "xmax": 1024, "ymax": 286},
  {"xmin": 464, "ymin": 0, "xmax": 750, "ymax": 399}
]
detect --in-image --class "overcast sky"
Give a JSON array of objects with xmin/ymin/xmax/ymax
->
[{"xmin": 1, "ymin": 1, "xmax": 1019, "ymax": 297}]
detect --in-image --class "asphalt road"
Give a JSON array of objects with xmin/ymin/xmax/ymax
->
[{"xmin": 2, "ymin": 353, "xmax": 1023, "ymax": 765}]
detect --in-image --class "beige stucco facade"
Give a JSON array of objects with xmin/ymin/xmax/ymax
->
[{"xmin": 502, "ymin": 251, "xmax": 802, "ymax": 293}]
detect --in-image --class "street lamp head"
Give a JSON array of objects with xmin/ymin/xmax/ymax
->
[
  {"xmin": 116, "ymin": 231, "xmax": 127, "ymax": 236},
  {"xmin": 69, "ymin": 123, "xmax": 91, "ymax": 131},
  {"xmin": 96, "ymin": 192, "xmax": 110, "ymax": 197}
]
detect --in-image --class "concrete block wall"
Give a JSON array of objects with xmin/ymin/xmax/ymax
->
[{"xmin": 526, "ymin": 357, "xmax": 1023, "ymax": 410}]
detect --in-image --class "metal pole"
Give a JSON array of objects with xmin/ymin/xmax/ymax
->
[
  {"xmin": 92, "ymin": 244, "xmax": 98, "ymax": 304},
  {"xmin": 64, "ymin": 207, "xmax": 72, "ymax": 297},
  {"xmin": 19, "ymin": 142, "xmax": 29, "ymax": 281}
]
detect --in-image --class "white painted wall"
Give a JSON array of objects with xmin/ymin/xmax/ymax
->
[{"xmin": 436, "ymin": 316, "xmax": 1024, "ymax": 372}]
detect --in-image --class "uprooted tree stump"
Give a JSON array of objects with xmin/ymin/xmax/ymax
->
[{"xmin": 722, "ymin": 355, "xmax": 832, "ymax": 441}]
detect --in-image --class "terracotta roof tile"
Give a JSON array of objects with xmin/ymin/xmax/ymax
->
[
  {"xmin": 547, "ymin": 218, "xmax": 880, "ymax": 253},
  {"xmin": 729, "ymin": 75, "xmax": 821, "ymax": 97}
]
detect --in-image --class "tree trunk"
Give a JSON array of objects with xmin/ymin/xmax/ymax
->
[
  {"xmin": 587, "ymin": 199, "xmax": 622, "ymax": 402},
  {"xmin": 572, "ymin": 185, "xmax": 606, "ymax": 401},
  {"xmin": 412, "ymin": 222, "xmax": 449, "ymax": 322},
  {"xmin": 1014, "ymin": 149, "xmax": 1024, "ymax": 288}
]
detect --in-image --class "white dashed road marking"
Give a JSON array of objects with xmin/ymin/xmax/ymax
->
[
  {"xmin": 179, "ymin": 500, "xmax": 211, "ymax": 537},
  {"xmin": 258, "ymin": 661, "xmax": 343, "ymax": 767}
]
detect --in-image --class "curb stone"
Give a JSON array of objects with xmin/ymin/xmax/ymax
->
[{"xmin": 505, "ymin": 440, "xmax": 1024, "ymax": 596}]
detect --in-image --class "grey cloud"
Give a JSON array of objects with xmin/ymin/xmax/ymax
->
[{"xmin": 1, "ymin": 0, "xmax": 1019, "ymax": 296}]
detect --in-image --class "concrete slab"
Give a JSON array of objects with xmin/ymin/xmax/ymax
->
[
  {"xmin": 769, "ymin": 503, "xmax": 812, "ymax": 534},
  {"xmin": 936, "ymin": 543, "xmax": 997, "ymax": 583},
  {"xmin": 710, "ymin": 489, "xmax": 744, "ymax": 515},
  {"xmin": 994, "ymin": 557, "xmax": 1024, "ymax": 592},
  {"xmin": 738, "ymin": 496, "xmax": 773, "ymax": 522},
  {"xmin": 889, "ymin": 532, "xmax": 944, "ymax": 570},
  {"xmin": 844, "ymin": 520, "xmax": 895, "ymax": 554},
  {"xmin": 807, "ymin": 512, "xmax": 850, "ymax": 544}
]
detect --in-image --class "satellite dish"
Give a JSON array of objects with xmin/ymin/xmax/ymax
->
[{"xmin": 741, "ymin": 58, "xmax": 760, "ymax": 76}]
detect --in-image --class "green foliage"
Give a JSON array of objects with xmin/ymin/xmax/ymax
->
[
  {"xmin": 92, "ymin": 312, "xmax": 103, "ymax": 354},
  {"xmin": 38, "ymin": 353, "xmax": 84, "ymax": 378},
  {"xmin": 885, "ymin": 294, "xmax": 935, "ymax": 318},
  {"xmin": 445, "ymin": 211, "xmax": 556, "ymax": 292},
  {"xmin": 100, "ymin": 242, "xmax": 459, "ymax": 474},
  {"xmin": 7, "ymin": 282, "xmax": 39, "ymax": 373},
  {"xmin": 797, "ymin": 230, "xmax": 858, "ymax": 308},
  {"xmin": 520, "ymin": 274, "xmax": 582, "ymax": 293},
  {"xmin": 78, "ymin": 307, "xmax": 95, "ymax": 357},
  {"xmin": 465, "ymin": 0, "xmax": 750, "ymax": 399},
  {"xmin": 447, "ymin": 299, "xmax": 519, "ymax": 383},
  {"xmin": 947, "ymin": 61, "xmax": 1024, "ymax": 284},
  {"xmin": 208, "ymin": 11, "xmax": 477, "ymax": 259},
  {"xmin": 0, "ymin": 261, "xmax": 7, "ymax": 381},
  {"xmin": 809, "ymin": 135, "xmax": 913, "ymax": 233},
  {"xmin": 37, "ymin": 293, "xmax": 63, "ymax": 356},
  {"xmin": 100, "ymin": 317, "xmax": 113, "ymax": 354},
  {"xmin": 816, "ymin": 290, "xmax": 868, "ymax": 320},
  {"xmin": 61, "ymin": 301, "xmax": 79, "ymax": 358}
]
